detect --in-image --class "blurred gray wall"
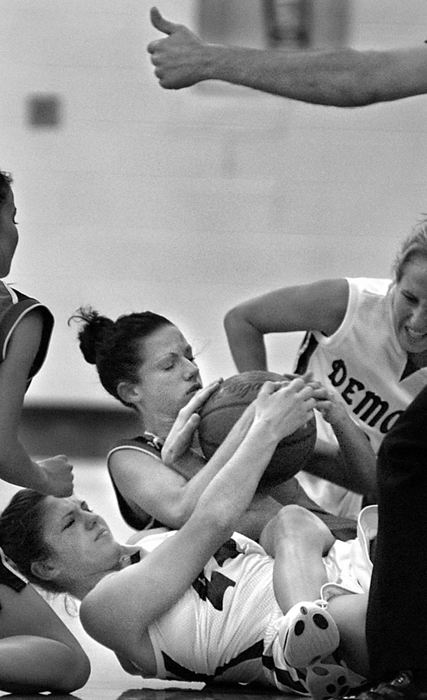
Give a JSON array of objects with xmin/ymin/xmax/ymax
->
[{"xmin": 1, "ymin": 0, "xmax": 427, "ymax": 418}]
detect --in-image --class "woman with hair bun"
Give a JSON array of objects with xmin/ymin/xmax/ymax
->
[{"xmin": 70, "ymin": 306, "xmax": 358, "ymax": 541}]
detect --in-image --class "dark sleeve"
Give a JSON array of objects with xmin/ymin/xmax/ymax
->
[
  {"xmin": 107, "ymin": 436, "xmax": 165, "ymax": 531},
  {"xmin": 0, "ymin": 285, "xmax": 54, "ymax": 382},
  {"xmin": 0, "ymin": 548, "xmax": 27, "ymax": 593}
]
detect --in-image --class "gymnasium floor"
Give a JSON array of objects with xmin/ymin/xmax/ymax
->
[{"xmin": 0, "ymin": 459, "xmax": 292, "ymax": 700}]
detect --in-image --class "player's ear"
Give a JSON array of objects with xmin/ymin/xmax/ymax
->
[
  {"xmin": 117, "ymin": 381, "xmax": 141, "ymax": 406},
  {"xmin": 31, "ymin": 558, "xmax": 57, "ymax": 582}
]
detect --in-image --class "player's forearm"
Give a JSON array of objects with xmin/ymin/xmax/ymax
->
[
  {"xmin": 177, "ymin": 407, "xmax": 255, "ymax": 521},
  {"xmin": 196, "ymin": 420, "xmax": 279, "ymax": 530},
  {"xmin": 307, "ymin": 429, "xmax": 376, "ymax": 495},
  {"xmin": 0, "ymin": 440, "xmax": 48, "ymax": 492},
  {"xmin": 199, "ymin": 45, "xmax": 425, "ymax": 107},
  {"xmin": 330, "ymin": 417, "xmax": 377, "ymax": 494},
  {"xmin": 224, "ymin": 308, "xmax": 267, "ymax": 371}
]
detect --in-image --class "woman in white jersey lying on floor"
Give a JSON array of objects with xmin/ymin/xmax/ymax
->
[
  {"xmin": 0, "ymin": 378, "xmax": 374, "ymax": 700},
  {"xmin": 224, "ymin": 220, "xmax": 427, "ymax": 519}
]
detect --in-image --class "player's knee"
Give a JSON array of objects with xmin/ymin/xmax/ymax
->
[
  {"xmin": 260, "ymin": 505, "xmax": 307, "ymax": 553},
  {"xmin": 274, "ymin": 504, "xmax": 317, "ymax": 537},
  {"xmin": 262, "ymin": 505, "xmax": 333, "ymax": 555}
]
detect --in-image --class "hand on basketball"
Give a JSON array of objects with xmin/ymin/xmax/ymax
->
[
  {"xmin": 148, "ymin": 7, "xmax": 206, "ymax": 89},
  {"xmin": 288, "ymin": 370, "xmax": 317, "ymax": 387},
  {"xmin": 253, "ymin": 378, "xmax": 316, "ymax": 441},
  {"xmin": 162, "ymin": 380, "xmax": 222, "ymax": 467},
  {"xmin": 312, "ymin": 383, "xmax": 347, "ymax": 426},
  {"xmin": 37, "ymin": 455, "xmax": 74, "ymax": 496}
]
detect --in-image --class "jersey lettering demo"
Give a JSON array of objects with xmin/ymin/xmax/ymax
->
[
  {"xmin": 295, "ymin": 278, "xmax": 427, "ymax": 453},
  {"xmin": 132, "ymin": 513, "xmax": 375, "ymax": 691},
  {"xmin": 295, "ymin": 278, "xmax": 427, "ymax": 518}
]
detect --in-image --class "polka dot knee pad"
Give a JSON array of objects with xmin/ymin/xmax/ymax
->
[
  {"xmin": 283, "ymin": 601, "xmax": 340, "ymax": 668},
  {"xmin": 304, "ymin": 659, "xmax": 365, "ymax": 700}
]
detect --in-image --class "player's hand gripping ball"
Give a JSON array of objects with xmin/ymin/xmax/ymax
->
[{"xmin": 198, "ymin": 371, "xmax": 316, "ymax": 489}]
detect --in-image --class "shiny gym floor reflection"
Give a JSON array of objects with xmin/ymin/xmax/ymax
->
[
  {"xmin": 0, "ymin": 459, "xmax": 292, "ymax": 700},
  {"xmin": 2, "ymin": 687, "xmax": 289, "ymax": 700}
]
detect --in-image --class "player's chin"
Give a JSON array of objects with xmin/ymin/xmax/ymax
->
[
  {"xmin": 177, "ymin": 393, "xmax": 193, "ymax": 410},
  {"xmin": 400, "ymin": 328, "xmax": 427, "ymax": 354}
]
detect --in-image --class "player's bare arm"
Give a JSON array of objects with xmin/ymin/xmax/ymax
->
[
  {"xmin": 224, "ymin": 279, "xmax": 349, "ymax": 372},
  {"xmin": 0, "ymin": 311, "xmax": 73, "ymax": 494}
]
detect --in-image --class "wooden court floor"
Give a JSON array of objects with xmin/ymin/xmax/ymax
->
[{"xmin": 1, "ymin": 686, "xmax": 291, "ymax": 700}]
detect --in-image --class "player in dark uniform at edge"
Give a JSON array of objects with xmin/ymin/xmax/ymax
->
[{"xmin": 0, "ymin": 169, "xmax": 90, "ymax": 693}]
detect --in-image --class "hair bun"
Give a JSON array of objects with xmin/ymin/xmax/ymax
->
[{"xmin": 69, "ymin": 307, "xmax": 114, "ymax": 365}]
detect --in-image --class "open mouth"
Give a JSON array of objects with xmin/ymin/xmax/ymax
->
[{"xmin": 406, "ymin": 327, "xmax": 427, "ymax": 341}]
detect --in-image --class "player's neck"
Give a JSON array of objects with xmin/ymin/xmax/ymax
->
[{"xmin": 142, "ymin": 413, "xmax": 175, "ymax": 442}]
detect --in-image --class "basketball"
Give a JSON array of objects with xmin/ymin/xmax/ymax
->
[{"xmin": 198, "ymin": 370, "xmax": 316, "ymax": 489}]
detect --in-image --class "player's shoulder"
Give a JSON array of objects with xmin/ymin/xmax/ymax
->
[
  {"xmin": 0, "ymin": 281, "xmax": 53, "ymax": 333},
  {"xmin": 108, "ymin": 435, "xmax": 163, "ymax": 466},
  {"xmin": 347, "ymin": 277, "xmax": 392, "ymax": 298},
  {"xmin": 113, "ymin": 433, "xmax": 162, "ymax": 452},
  {"xmin": 0, "ymin": 283, "xmax": 53, "ymax": 379}
]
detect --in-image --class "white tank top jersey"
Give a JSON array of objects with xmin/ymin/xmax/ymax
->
[
  {"xmin": 132, "ymin": 509, "xmax": 376, "ymax": 686},
  {"xmin": 145, "ymin": 532, "xmax": 277, "ymax": 685},
  {"xmin": 295, "ymin": 277, "xmax": 427, "ymax": 518}
]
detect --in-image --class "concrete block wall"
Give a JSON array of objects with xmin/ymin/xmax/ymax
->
[{"xmin": 1, "ymin": 0, "xmax": 427, "ymax": 408}]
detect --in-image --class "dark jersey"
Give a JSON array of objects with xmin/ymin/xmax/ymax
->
[
  {"xmin": 107, "ymin": 433, "xmax": 165, "ymax": 530},
  {"xmin": 0, "ymin": 281, "xmax": 53, "ymax": 388}
]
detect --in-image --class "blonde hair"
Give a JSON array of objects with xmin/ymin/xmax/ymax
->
[{"xmin": 393, "ymin": 218, "xmax": 427, "ymax": 282}]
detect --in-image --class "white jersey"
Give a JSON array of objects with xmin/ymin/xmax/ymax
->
[
  {"xmin": 132, "ymin": 510, "xmax": 376, "ymax": 690},
  {"xmin": 295, "ymin": 277, "xmax": 427, "ymax": 518},
  {"xmin": 146, "ymin": 532, "xmax": 277, "ymax": 686}
]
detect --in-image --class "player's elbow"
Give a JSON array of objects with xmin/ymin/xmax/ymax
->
[
  {"xmin": 161, "ymin": 497, "xmax": 196, "ymax": 529},
  {"xmin": 60, "ymin": 650, "xmax": 91, "ymax": 692},
  {"xmin": 223, "ymin": 304, "xmax": 255, "ymax": 341},
  {"xmin": 223, "ymin": 305, "xmax": 243, "ymax": 334},
  {"xmin": 168, "ymin": 507, "xmax": 190, "ymax": 529},
  {"xmin": 45, "ymin": 645, "xmax": 91, "ymax": 694},
  {"xmin": 175, "ymin": 496, "xmax": 227, "ymax": 529}
]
